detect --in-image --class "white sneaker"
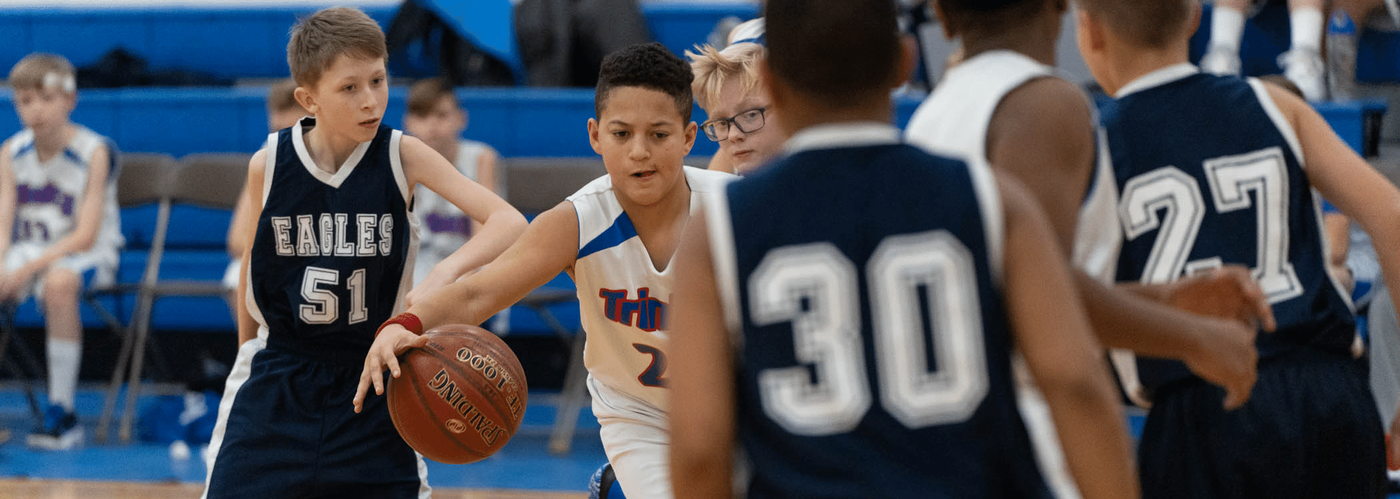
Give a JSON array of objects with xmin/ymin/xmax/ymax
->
[
  {"xmin": 1278, "ymin": 49, "xmax": 1327, "ymax": 101},
  {"xmin": 1200, "ymin": 45, "xmax": 1242, "ymax": 76}
]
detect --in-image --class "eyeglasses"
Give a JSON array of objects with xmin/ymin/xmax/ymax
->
[{"xmin": 701, "ymin": 107, "xmax": 768, "ymax": 141}]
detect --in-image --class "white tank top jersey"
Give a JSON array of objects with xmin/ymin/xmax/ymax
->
[
  {"xmin": 567, "ymin": 166, "xmax": 737, "ymax": 411},
  {"xmin": 413, "ymin": 140, "xmax": 493, "ymax": 257},
  {"xmin": 5, "ymin": 126, "xmax": 124, "ymax": 255},
  {"xmin": 904, "ymin": 50, "xmax": 1122, "ymax": 499}
]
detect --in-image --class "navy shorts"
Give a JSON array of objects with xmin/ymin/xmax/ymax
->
[
  {"xmin": 1139, "ymin": 348, "xmax": 1386, "ymax": 499},
  {"xmin": 205, "ymin": 347, "xmax": 425, "ymax": 499}
]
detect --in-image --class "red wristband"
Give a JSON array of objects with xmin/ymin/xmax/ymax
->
[{"xmin": 377, "ymin": 312, "xmax": 424, "ymax": 338}]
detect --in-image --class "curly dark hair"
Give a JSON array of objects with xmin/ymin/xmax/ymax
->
[{"xmin": 594, "ymin": 42, "xmax": 694, "ymax": 122}]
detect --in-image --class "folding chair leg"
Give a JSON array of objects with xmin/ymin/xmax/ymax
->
[
  {"xmin": 549, "ymin": 331, "xmax": 588, "ymax": 456},
  {"xmin": 0, "ymin": 306, "xmax": 45, "ymax": 423},
  {"xmin": 117, "ymin": 320, "xmax": 153, "ymax": 444},
  {"xmin": 96, "ymin": 321, "xmax": 137, "ymax": 444}
]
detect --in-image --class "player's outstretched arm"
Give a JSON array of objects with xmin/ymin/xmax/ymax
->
[
  {"xmin": 999, "ymin": 173, "xmax": 1138, "ymax": 499},
  {"xmin": 0, "ymin": 143, "xmax": 111, "ymax": 302},
  {"xmin": 1271, "ymin": 81, "xmax": 1400, "ymax": 454},
  {"xmin": 235, "ymin": 149, "xmax": 269, "ymax": 346},
  {"xmin": 668, "ymin": 210, "xmax": 735, "ymax": 499},
  {"xmin": 354, "ymin": 202, "xmax": 578, "ymax": 413},
  {"xmin": 400, "ymin": 136, "xmax": 527, "ymax": 305}
]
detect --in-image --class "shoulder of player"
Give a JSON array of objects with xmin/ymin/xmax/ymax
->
[
  {"xmin": 992, "ymin": 77, "xmax": 1094, "ymax": 137},
  {"xmin": 1252, "ymin": 77, "xmax": 1309, "ymax": 132},
  {"xmin": 682, "ymin": 165, "xmax": 738, "ymax": 193}
]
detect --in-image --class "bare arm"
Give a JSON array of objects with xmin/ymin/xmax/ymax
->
[
  {"xmin": 236, "ymin": 150, "xmax": 267, "ymax": 346},
  {"xmin": 354, "ymin": 202, "xmax": 578, "ymax": 412},
  {"xmin": 1270, "ymin": 84, "xmax": 1400, "ymax": 457},
  {"xmin": 402, "ymin": 136, "xmax": 527, "ymax": 304},
  {"xmin": 0, "ymin": 140, "xmax": 15, "ymax": 262},
  {"xmin": 999, "ymin": 173, "xmax": 1138, "ymax": 499},
  {"xmin": 669, "ymin": 211, "xmax": 735, "ymax": 499},
  {"xmin": 466, "ymin": 147, "xmax": 500, "ymax": 237},
  {"xmin": 0, "ymin": 144, "xmax": 113, "ymax": 302},
  {"xmin": 1324, "ymin": 211, "xmax": 1353, "ymax": 291},
  {"xmin": 989, "ymin": 78, "xmax": 1268, "ymax": 408},
  {"xmin": 225, "ymin": 186, "xmax": 253, "ymax": 258}
]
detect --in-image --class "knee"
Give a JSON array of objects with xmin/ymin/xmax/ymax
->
[{"xmin": 41, "ymin": 270, "xmax": 82, "ymax": 305}]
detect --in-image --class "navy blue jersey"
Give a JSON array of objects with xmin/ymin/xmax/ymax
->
[
  {"xmin": 248, "ymin": 118, "xmax": 416, "ymax": 363},
  {"xmin": 707, "ymin": 124, "xmax": 1049, "ymax": 499},
  {"xmin": 1101, "ymin": 67, "xmax": 1355, "ymax": 392}
]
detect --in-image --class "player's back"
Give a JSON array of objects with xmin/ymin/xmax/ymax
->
[
  {"xmin": 709, "ymin": 123, "xmax": 1050, "ymax": 499},
  {"xmin": 247, "ymin": 117, "xmax": 417, "ymax": 363},
  {"xmin": 1102, "ymin": 67, "xmax": 1355, "ymax": 391}
]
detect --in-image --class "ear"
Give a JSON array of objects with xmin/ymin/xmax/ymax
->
[
  {"xmin": 931, "ymin": 1, "xmax": 955, "ymax": 40},
  {"xmin": 895, "ymin": 35, "xmax": 919, "ymax": 90},
  {"xmin": 1187, "ymin": 2, "xmax": 1203, "ymax": 39},
  {"xmin": 458, "ymin": 108, "xmax": 469, "ymax": 131},
  {"xmin": 682, "ymin": 121, "xmax": 697, "ymax": 155},
  {"xmin": 1077, "ymin": 9, "xmax": 1105, "ymax": 53},
  {"xmin": 294, "ymin": 86, "xmax": 318, "ymax": 115},
  {"xmin": 588, "ymin": 118, "xmax": 603, "ymax": 156}
]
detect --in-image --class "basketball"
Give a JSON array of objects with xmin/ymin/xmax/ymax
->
[{"xmin": 386, "ymin": 324, "xmax": 529, "ymax": 464}]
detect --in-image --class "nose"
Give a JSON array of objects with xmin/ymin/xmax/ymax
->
[
  {"xmin": 362, "ymin": 88, "xmax": 378, "ymax": 111},
  {"xmin": 628, "ymin": 137, "xmax": 650, "ymax": 161},
  {"xmin": 726, "ymin": 127, "xmax": 747, "ymax": 143}
]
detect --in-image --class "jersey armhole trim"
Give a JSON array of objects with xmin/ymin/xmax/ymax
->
[
  {"xmin": 1247, "ymin": 78, "xmax": 1306, "ymax": 167},
  {"xmin": 390, "ymin": 130, "xmax": 411, "ymax": 204},
  {"xmin": 261, "ymin": 132, "xmax": 277, "ymax": 205},
  {"xmin": 702, "ymin": 188, "xmax": 744, "ymax": 347},
  {"xmin": 967, "ymin": 156, "xmax": 1005, "ymax": 285}
]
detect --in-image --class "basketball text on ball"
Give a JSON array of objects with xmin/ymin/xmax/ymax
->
[
  {"xmin": 455, "ymin": 346, "xmax": 525, "ymax": 418},
  {"xmin": 427, "ymin": 368, "xmax": 509, "ymax": 445}
]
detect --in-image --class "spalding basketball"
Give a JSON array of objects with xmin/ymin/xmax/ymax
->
[{"xmin": 387, "ymin": 324, "xmax": 528, "ymax": 464}]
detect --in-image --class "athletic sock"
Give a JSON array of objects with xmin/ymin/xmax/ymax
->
[
  {"xmin": 1211, "ymin": 6, "xmax": 1246, "ymax": 53},
  {"xmin": 47, "ymin": 338, "xmax": 81, "ymax": 413},
  {"xmin": 1292, "ymin": 7, "xmax": 1324, "ymax": 53}
]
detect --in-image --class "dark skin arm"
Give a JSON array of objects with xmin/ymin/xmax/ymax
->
[{"xmin": 987, "ymin": 78, "xmax": 1272, "ymax": 409}]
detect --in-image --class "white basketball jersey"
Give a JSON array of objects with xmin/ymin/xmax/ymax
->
[
  {"xmin": 905, "ymin": 50, "xmax": 1121, "ymax": 280},
  {"xmin": 414, "ymin": 140, "xmax": 493, "ymax": 257},
  {"xmin": 568, "ymin": 166, "xmax": 736, "ymax": 410},
  {"xmin": 905, "ymin": 50, "xmax": 1122, "ymax": 499},
  {"xmin": 5, "ymin": 126, "xmax": 124, "ymax": 255}
]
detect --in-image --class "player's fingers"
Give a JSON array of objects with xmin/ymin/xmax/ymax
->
[
  {"xmin": 1222, "ymin": 370, "xmax": 1255, "ymax": 410},
  {"xmin": 386, "ymin": 353, "xmax": 402, "ymax": 379},
  {"xmin": 353, "ymin": 372, "xmax": 371, "ymax": 413},
  {"xmin": 1233, "ymin": 272, "xmax": 1276, "ymax": 332}
]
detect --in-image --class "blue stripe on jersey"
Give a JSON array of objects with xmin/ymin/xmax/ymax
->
[
  {"xmin": 62, "ymin": 148, "xmax": 82, "ymax": 165},
  {"xmin": 13, "ymin": 141, "xmax": 34, "ymax": 158},
  {"xmin": 578, "ymin": 213, "xmax": 638, "ymax": 259},
  {"xmin": 725, "ymin": 143, "xmax": 1050, "ymax": 499},
  {"xmin": 1101, "ymin": 73, "xmax": 1354, "ymax": 392}
]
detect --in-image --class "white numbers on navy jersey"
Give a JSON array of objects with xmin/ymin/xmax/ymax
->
[
  {"xmin": 1203, "ymin": 148, "xmax": 1302, "ymax": 302},
  {"xmin": 749, "ymin": 233, "xmax": 988, "ymax": 436},
  {"xmin": 751, "ymin": 243, "xmax": 870, "ymax": 435},
  {"xmin": 298, "ymin": 266, "xmax": 369, "ymax": 325},
  {"xmin": 868, "ymin": 231, "xmax": 987, "ymax": 428},
  {"xmin": 1119, "ymin": 147, "xmax": 1301, "ymax": 302}
]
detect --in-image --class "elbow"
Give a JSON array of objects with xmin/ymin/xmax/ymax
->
[{"xmin": 1038, "ymin": 367, "xmax": 1120, "ymax": 413}]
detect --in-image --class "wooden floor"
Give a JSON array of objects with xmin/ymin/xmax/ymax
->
[{"xmin": 0, "ymin": 480, "xmax": 588, "ymax": 499}]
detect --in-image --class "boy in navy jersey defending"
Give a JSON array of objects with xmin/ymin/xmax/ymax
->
[
  {"xmin": 666, "ymin": 1, "xmax": 1136, "ymax": 498},
  {"xmin": 1076, "ymin": 0, "xmax": 1400, "ymax": 497},
  {"xmin": 358, "ymin": 42, "xmax": 735, "ymax": 498},
  {"xmin": 203, "ymin": 7, "xmax": 525, "ymax": 498}
]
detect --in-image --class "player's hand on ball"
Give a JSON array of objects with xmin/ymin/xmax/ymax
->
[
  {"xmin": 354, "ymin": 325, "xmax": 430, "ymax": 414},
  {"xmin": 1166, "ymin": 265, "xmax": 1277, "ymax": 332},
  {"xmin": 1183, "ymin": 316, "xmax": 1258, "ymax": 410}
]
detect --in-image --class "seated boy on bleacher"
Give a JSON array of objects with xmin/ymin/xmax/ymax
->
[{"xmin": 0, "ymin": 53, "xmax": 123, "ymax": 450}]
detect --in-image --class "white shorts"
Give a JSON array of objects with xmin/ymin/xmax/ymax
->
[
  {"xmin": 222, "ymin": 259, "xmax": 240, "ymax": 291},
  {"xmin": 587, "ymin": 375, "xmax": 672, "ymax": 499},
  {"xmin": 4, "ymin": 243, "xmax": 117, "ymax": 304}
]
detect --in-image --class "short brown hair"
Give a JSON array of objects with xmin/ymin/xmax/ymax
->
[
  {"xmin": 686, "ymin": 43, "xmax": 765, "ymax": 111},
  {"xmin": 406, "ymin": 77, "xmax": 458, "ymax": 116},
  {"xmin": 266, "ymin": 79, "xmax": 301, "ymax": 113},
  {"xmin": 1076, "ymin": 0, "xmax": 1196, "ymax": 48},
  {"xmin": 8, "ymin": 53, "xmax": 75, "ymax": 93},
  {"xmin": 287, "ymin": 7, "xmax": 388, "ymax": 87}
]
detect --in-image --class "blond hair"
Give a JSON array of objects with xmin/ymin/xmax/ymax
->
[
  {"xmin": 8, "ymin": 53, "xmax": 76, "ymax": 94},
  {"xmin": 287, "ymin": 7, "xmax": 387, "ymax": 87},
  {"xmin": 686, "ymin": 43, "xmax": 765, "ymax": 111}
]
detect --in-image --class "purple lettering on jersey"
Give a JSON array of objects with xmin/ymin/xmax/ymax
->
[
  {"xmin": 16, "ymin": 184, "xmax": 75, "ymax": 215},
  {"xmin": 597, "ymin": 288, "xmax": 668, "ymax": 332}
]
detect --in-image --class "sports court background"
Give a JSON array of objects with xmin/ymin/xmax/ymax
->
[{"xmin": 0, "ymin": 0, "xmax": 1398, "ymax": 497}]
